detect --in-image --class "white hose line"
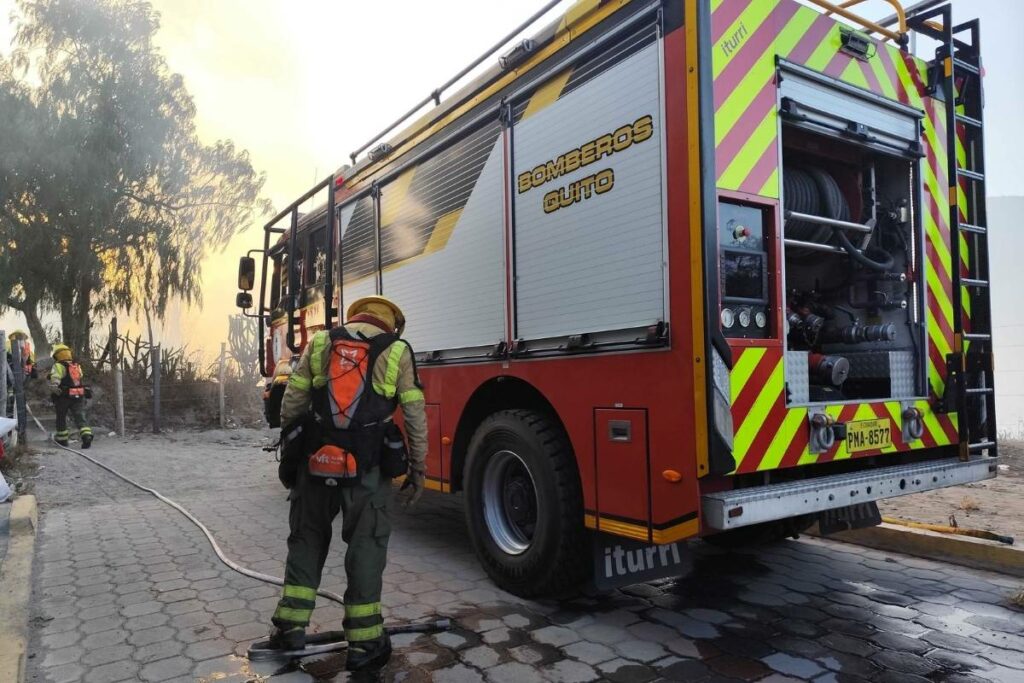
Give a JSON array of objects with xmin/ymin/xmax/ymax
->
[{"xmin": 48, "ymin": 434, "xmax": 346, "ymax": 606}]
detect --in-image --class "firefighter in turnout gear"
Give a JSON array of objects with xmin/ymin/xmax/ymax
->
[
  {"xmin": 5, "ymin": 331, "xmax": 36, "ymax": 417},
  {"xmin": 49, "ymin": 344, "xmax": 92, "ymax": 448},
  {"xmin": 269, "ymin": 296, "xmax": 427, "ymax": 671}
]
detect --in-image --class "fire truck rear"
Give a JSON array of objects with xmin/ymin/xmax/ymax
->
[{"xmin": 235, "ymin": 0, "xmax": 997, "ymax": 595}]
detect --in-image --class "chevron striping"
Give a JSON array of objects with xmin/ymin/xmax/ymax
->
[
  {"xmin": 742, "ymin": 391, "xmax": 789, "ymax": 472},
  {"xmin": 757, "ymin": 405, "xmax": 806, "ymax": 471},
  {"xmin": 865, "ymin": 50, "xmax": 899, "ymax": 101},
  {"xmin": 733, "ymin": 356, "xmax": 784, "ymax": 463},
  {"xmin": 732, "ymin": 348, "xmax": 779, "ymax": 423},
  {"xmin": 839, "ymin": 59, "xmax": 871, "ymax": 90},
  {"xmin": 718, "ymin": 110, "xmax": 777, "ymax": 189},
  {"xmin": 729, "ymin": 347, "xmax": 766, "ymax": 404}
]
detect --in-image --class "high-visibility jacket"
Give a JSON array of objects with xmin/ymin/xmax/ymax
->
[
  {"xmin": 5, "ymin": 338, "xmax": 35, "ymax": 376},
  {"xmin": 280, "ymin": 322, "xmax": 428, "ymax": 470}
]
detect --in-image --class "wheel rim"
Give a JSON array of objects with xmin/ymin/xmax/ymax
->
[{"xmin": 482, "ymin": 449, "xmax": 538, "ymax": 556}]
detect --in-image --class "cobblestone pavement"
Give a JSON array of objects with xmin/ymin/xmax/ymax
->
[{"xmin": 23, "ymin": 431, "xmax": 1024, "ymax": 682}]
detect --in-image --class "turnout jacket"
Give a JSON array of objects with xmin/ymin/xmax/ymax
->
[{"xmin": 280, "ymin": 322, "xmax": 428, "ymax": 471}]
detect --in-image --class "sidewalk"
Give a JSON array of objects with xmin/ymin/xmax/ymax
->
[
  {"xmin": 0, "ymin": 499, "xmax": 10, "ymax": 570},
  {"xmin": 24, "ymin": 431, "xmax": 1024, "ymax": 683}
]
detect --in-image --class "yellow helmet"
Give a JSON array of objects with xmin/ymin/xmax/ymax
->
[
  {"xmin": 346, "ymin": 295, "xmax": 406, "ymax": 335},
  {"xmin": 52, "ymin": 343, "xmax": 72, "ymax": 362}
]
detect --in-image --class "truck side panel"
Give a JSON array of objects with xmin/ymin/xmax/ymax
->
[
  {"xmin": 381, "ymin": 123, "xmax": 507, "ymax": 354},
  {"xmin": 512, "ymin": 37, "xmax": 666, "ymax": 340}
]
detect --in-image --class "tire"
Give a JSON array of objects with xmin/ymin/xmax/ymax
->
[
  {"xmin": 463, "ymin": 409, "xmax": 589, "ymax": 597},
  {"xmin": 702, "ymin": 514, "xmax": 816, "ymax": 549}
]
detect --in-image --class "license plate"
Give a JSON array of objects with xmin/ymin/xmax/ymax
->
[{"xmin": 846, "ymin": 418, "xmax": 892, "ymax": 453}]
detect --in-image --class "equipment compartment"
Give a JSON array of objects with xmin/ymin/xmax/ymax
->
[{"xmin": 780, "ymin": 118, "xmax": 925, "ymax": 406}]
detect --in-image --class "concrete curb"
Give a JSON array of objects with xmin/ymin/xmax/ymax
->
[
  {"xmin": 0, "ymin": 495, "xmax": 38, "ymax": 683},
  {"xmin": 812, "ymin": 521, "xmax": 1024, "ymax": 577}
]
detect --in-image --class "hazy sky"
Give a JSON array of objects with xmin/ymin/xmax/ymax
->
[{"xmin": 1, "ymin": 0, "xmax": 1022, "ymax": 353}]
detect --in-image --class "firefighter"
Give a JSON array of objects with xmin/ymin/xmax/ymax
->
[
  {"xmin": 6, "ymin": 331, "xmax": 36, "ymax": 377},
  {"xmin": 268, "ymin": 295, "xmax": 427, "ymax": 672},
  {"xmin": 6, "ymin": 331, "xmax": 37, "ymax": 417},
  {"xmin": 5, "ymin": 331, "xmax": 37, "ymax": 416},
  {"xmin": 49, "ymin": 344, "xmax": 92, "ymax": 448}
]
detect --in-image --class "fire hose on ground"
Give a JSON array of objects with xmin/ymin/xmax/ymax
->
[{"xmin": 26, "ymin": 404, "xmax": 449, "ymax": 660}]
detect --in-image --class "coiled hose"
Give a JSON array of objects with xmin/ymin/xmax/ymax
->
[{"xmin": 785, "ymin": 165, "xmax": 895, "ymax": 271}]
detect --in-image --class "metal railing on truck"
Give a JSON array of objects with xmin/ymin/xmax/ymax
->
[{"xmin": 244, "ymin": 175, "xmax": 337, "ymax": 374}]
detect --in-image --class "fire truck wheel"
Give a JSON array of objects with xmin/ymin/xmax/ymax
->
[
  {"xmin": 703, "ymin": 514, "xmax": 816, "ymax": 549},
  {"xmin": 464, "ymin": 409, "xmax": 589, "ymax": 597}
]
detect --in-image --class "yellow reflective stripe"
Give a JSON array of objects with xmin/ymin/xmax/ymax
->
[
  {"xmin": 399, "ymin": 388, "xmax": 424, "ymax": 405},
  {"xmin": 310, "ymin": 331, "xmax": 330, "ymax": 388},
  {"xmin": 384, "ymin": 344, "xmax": 405, "ymax": 388},
  {"xmin": 273, "ymin": 606, "xmax": 313, "ymax": 623},
  {"xmin": 374, "ymin": 343, "xmax": 407, "ymax": 398},
  {"xmin": 344, "ymin": 602, "xmax": 381, "ymax": 618},
  {"xmin": 282, "ymin": 585, "xmax": 317, "ymax": 602},
  {"xmin": 345, "ymin": 624, "xmax": 384, "ymax": 642},
  {"xmin": 288, "ymin": 374, "xmax": 311, "ymax": 391}
]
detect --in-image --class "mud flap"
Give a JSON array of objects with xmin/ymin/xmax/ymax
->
[
  {"xmin": 591, "ymin": 533, "xmax": 693, "ymax": 591},
  {"xmin": 817, "ymin": 501, "xmax": 882, "ymax": 535}
]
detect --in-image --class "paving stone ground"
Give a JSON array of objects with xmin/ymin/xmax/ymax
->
[{"xmin": 22, "ymin": 430, "xmax": 1024, "ymax": 682}]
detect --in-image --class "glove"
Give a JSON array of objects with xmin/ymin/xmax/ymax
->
[{"xmin": 399, "ymin": 467, "xmax": 425, "ymax": 509}]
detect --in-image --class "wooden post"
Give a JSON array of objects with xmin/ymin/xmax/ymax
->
[
  {"xmin": 218, "ymin": 342, "xmax": 227, "ymax": 429},
  {"xmin": 0, "ymin": 329, "xmax": 7, "ymax": 419},
  {"xmin": 152, "ymin": 344, "xmax": 161, "ymax": 434},
  {"xmin": 111, "ymin": 318, "xmax": 125, "ymax": 437},
  {"xmin": 11, "ymin": 339, "xmax": 26, "ymax": 441}
]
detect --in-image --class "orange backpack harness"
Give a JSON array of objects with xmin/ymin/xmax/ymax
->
[
  {"xmin": 59, "ymin": 361, "xmax": 87, "ymax": 399},
  {"xmin": 307, "ymin": 327, "xmax": 401, "ymax": 485}
]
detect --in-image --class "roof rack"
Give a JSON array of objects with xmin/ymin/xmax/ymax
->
[
  {"xmin": 347, "ymin": 0, "xmax": 563, "ymax": 165},
  {"xmin": 806, "ymin": 0, "xmax": 909, "ymax": 45}
]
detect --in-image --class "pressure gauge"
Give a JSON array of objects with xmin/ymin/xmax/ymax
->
[
  {"xmin": 720, "ymin": 308, "xmax": 735, "ymax": 329},
  {"xmin": 755, "ymin": 310, "xmax": 768, "ymax": 328},
  {"xmin": 738, "ymin": 308, "xmax": 752, "ymax": 328}
]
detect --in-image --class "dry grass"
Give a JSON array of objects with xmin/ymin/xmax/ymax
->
[
  {"xmin": 958, "ymin": 496, "xmax": 980, "ymax": 512},
  {"xmin": 1011, "ymin": 587, "xmax": 1024, "ymax": 608}
]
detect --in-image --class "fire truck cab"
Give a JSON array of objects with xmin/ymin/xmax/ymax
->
[{"xmin": 237, "ymin": 0, "xmax": 997, "ymax": 595}]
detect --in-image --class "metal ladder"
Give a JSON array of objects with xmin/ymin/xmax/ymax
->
[{"xmin": 910, "ymin": 6, "xmax": 996, "ymax": 459}]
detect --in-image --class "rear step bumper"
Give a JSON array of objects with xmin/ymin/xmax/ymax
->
[{"xmin": 702, "ymin": 457, "xmax": 999, "ymax": 531}]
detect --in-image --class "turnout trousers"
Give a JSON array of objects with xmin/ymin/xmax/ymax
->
[
  {"xmin": 54, "ymin": 397, "xmax": 91, "ymax": 444},
  {"xmin": 272, "ymin": 466, "xmax": 392, "ymax": 644}
]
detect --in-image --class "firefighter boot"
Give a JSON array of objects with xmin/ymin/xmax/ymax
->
[
  {"xmin": 268, "ymin": 626, "xmax": 306, "ymax": 652},
  {"xmin": 345, "ymin": 633, "xmax": 391, "ymax": 672},
  {"xmin": 81, "ymin": 432, "xmax": 93, "ymax": 449}
]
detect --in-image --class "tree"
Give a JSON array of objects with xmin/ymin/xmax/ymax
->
[
  {"xmin": 0, "ymin": 58, "xmax": 59, "ymax": 356},
  {"xmin": 3, "ymin": 0, "xmax": 271, "ymax": 353}
]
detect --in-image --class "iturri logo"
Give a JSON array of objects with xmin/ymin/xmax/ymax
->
[{"xmin": 592, "ymin": 535, "xmax": 692, "ymax": 590}]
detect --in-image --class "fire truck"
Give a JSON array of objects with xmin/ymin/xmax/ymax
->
[{"xmin": 236, "ymin": 0, "xmax": 997, "ymax": 595}]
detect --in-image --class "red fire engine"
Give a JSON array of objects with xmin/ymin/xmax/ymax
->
[{"xmin": 236, "ymin": 0, "xmax": 997, "ymax": 595}]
